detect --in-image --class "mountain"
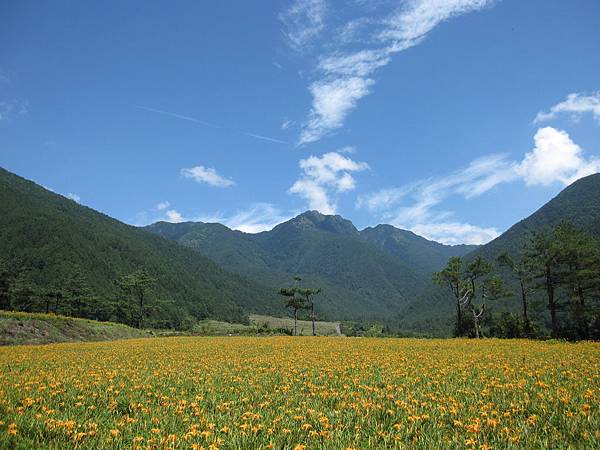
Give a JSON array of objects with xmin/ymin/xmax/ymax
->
[
  {"xmin": 360, "ymin": 225, "xmax": 477, "ymax": 273},
  {"xmin": 0, "ymin": 167, "xmax": 282, "ymax": 326},
  {"xmin": 146, "ymin": 211, "xmax": 475, "ymax": 321},
  {"xmin": 472, "ymin": 173, "xmax": 600, "ymax": 260},
  {"xmin": 398, "ymin": 173, "xmax": 600, "ymax": 334}
]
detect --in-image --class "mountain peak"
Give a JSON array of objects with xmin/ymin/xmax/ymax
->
[{"xmin": 285, "ymin": 210, "xmax": 360, "ymax": 236}]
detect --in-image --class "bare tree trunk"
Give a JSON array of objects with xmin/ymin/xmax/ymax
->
[
  {"xmin": 455, "ymin": 298, "xmax": 462, "ymax": 337},
  {"xmin": 294, "ymin": 308, "xmax": 298, "ymax": 336},
  {"xmin": 311, "ymin": 301, "xmax": 316, "ymax": 336},
  {"xmin": 547, "ymin": 283, "xmax": 558, "ymax": 338},
  {"xmin": 519, "ymin": 279, "xmax": 530, "ymax": 334}
]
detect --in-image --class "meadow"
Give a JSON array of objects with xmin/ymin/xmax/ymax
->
[{"xmin": 0, "ymin": 337, "xmax": 598, "ymax": 449}]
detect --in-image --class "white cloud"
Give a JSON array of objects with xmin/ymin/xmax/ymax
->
[
  {"xmin": 357, "ymin": 126, "xmax": 598, "ymax": 244},
  {"xmin": 181, "ymin": 165, "xmax": 235, "ymax": 188},
  {"xmin": 291, "ymin": 0, "xmax": 495, "ymax": 144},
  {"xmin": 290, "ymin": 178, "xmax": 334, "ymax": 213},
  {"xmin": 66, "ymin": 193, "xmax": 81, "ymax": 203},
  {"xmin": 411, "ymin": 222, "xmax": 500, "ymax": 245},
  {"xmin": 290, "ymin": 151, "xmax": 369, "ymax": 213},
  {"xmin": 300, "ymin": 77, "xmax": 375, "ymax": 144},
  {"xmin": 517, "ymin": 127, "xmax": 600, "ymax": 186},
  {"xmin": 0, "ymin": 99, "xmax": 28, "ymax": 121},
  {"xmin": 281, "ymin": 118, "xmax": 294, "ymax": 130},
  {"xmin": 534, "ymin": 92, "xmax": 600, "ymax": 124},
  {"xmin": 194, "ymin": 203, "xmax": 294, "ymax": 233},
  {"xmin": 378, "ymin": 0, "xmax": 494, "ymax": 44},
  {"xmin": 155, "ymin": 201, "xmax": 171, "ymax": 211},
  {"xmin": 165, "ymin": 209, "xmax": 185, "ymax": 223},
  {"xmin": 280, "ymin": 0, "xmax": 328, "ymax": 51}
]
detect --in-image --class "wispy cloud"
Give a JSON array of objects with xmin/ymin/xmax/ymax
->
[
  {"xmin": 534, "ymin": 92, "xmax": 600, "ymax": 124},
  {"xmin": 243, "ymin": 132, "xmax": 288, "ymax": 144},
  {"xmin": 197, "ymin": 203, "xmax": 296, "ymax": 233},
  {"xmin": 0, "ymin": 99, "xmax": 28, "ymax": 121},
  {"xmin": 357, "ymin": 126, "xmax": 599, "ymax": 244},
  {"xmin": 290, "ymin": 150, "xmax": 369, "ymax": 214},
  {"xmin": 181, "ymin": 166, "xmax": 235, "ymax": 188},
  {"xmin": 284, "ymin": 0, "xmax": 496, "ymax": 144},
  {"xmin": 66, "ymin": 192, "xmax": 81, "ymax": 203},
  {"xmin": 155, "ymin": 201, "xmax": 171, "ymax": 211},
  {"xmin": 135, "ymin": 105, "xmax": 288, "ymax": 145},
  {"xmin": 134, "ymin": 105, "xmax": 220, "ymax": 128},
  {"xmin": 281, "ymin": 118, "xmax": 294, "ymax": 130},
  {"xmin": 280, "ymin": 0, "xmax": 328, "ymax": 52}
]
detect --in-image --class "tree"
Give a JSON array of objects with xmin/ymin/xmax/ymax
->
[
  {"xmin": 497, "ymin": 251, "xmax": 533, "ymax": 335},
  {"xmin": 64, "ymin": 266, "xmax": 93, "ymax": 318},
  {"xmin": 279, "ymin": 288, "xmax": 305, "ymax": 336},
  {"xmin": 9, "ymin": 274, "xmax": 38, "ymax": 312},
  {"xmin": 0, "ymin": 258, "xmax": 11, "ymax": 310},
  {"xmin": 278, "ymin": 277, "xmax": 321, "ymax": 336},
  {"xmin": 297, "ymin": 287, "xmax": 322, "ymax": 336},
  {"xmin": 40, "ymin": 287, "xmax": 63, "ymax": 314},
  {"xmin": 552, "ymin": 222, "xmax": 600, "ymax": 339},
  {"xmin": 116, "ymin": 269, "xmax": 156, "ymax": 328},
  {"xmin": 432, "ymin": 257, "xmax": 465, "ymax": 336},
  {"xmin": 523, "ymin": 230, "xmax": 562, "ymax": 337}
]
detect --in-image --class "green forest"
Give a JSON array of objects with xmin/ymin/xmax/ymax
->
[{"xmin": 1, "ymin": 166, "xmax": 600, "ymax": 339}]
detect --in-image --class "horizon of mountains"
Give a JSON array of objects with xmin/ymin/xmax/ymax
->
[{"xmin": 2, "ymin": 166, "xmax": 600, "ymax": 334}]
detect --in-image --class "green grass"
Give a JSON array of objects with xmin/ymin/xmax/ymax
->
[
  {"xmin": 0, "ymin": 310, "xmax": 148, "ymax": 345},
  {"xmin": 0, "ymin": 311, "xmax": 342, "ymax": 344},
  {"xmin": 189, "ymin": 315, "xmax": 342, "ymax": 336},
  {"xmin": 249, "ymin": 314, "xmax": 341, "ymax": 336}
]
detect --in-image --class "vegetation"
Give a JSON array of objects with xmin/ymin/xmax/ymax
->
[
  {"xmin": 278, "ymin": 277, "xmax": 322, "ymax": 336},
  {"xmin": 249, "ymin": 314, "xmax": 341, "ymax": 336},
  {"xmin": 2, "ymin": 166, "xmax": 600, "ymax": 338},
  {"xmin": 1, "ymin": 337, "xmax": 598, "ymax": 449},
  {"xmin": 147, "ymin": 211, "xmax": 473, "ymax": 322},
  {"xmin": 433, "ymin": 221, "xmax": 600, "ymax": 340},
  {"xmin": 0, "ymin": 311, "xmax": 147, "ymax": 345},
  {"xmin": 0, "ymin": 167, "xmax": 282, "ymax": 329}
]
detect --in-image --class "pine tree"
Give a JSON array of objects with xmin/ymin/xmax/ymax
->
[
  {"xmin": 433, "ymin": 257, "xmax": 466, "ymax": 337},
  {"xmin": 116, "ymin": 269, "xmax": 156, "ymax": 328},
  {"xmin": 497, "ymin": 251, "xmax": 533, "ymax": 335}
]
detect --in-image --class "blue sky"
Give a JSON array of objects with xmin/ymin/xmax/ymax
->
[{"xmin": 1, "ymin": 0, "xmax": 600, "ymax": 244}]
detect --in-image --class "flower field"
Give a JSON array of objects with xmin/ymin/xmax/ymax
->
[{"xmin": 1, "ymin": 337, "xmax": 598, "ymax": 449}]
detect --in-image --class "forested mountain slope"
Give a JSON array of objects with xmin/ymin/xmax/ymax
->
[
  {"xmin": 147, "ymin": 211, "xmax": 474, "ymax": 320},
  {"xmin": 0, "ymin": 167, "xmax": 281, "ymax": 326}
]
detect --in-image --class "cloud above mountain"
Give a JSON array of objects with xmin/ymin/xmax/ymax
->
[{"xmin": 281, "ymin": 0, "xmax": 496, "ymax": 145}]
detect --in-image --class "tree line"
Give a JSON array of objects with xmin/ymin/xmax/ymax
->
[
  {"xmin": 433, "ymin": 221, "xmax": 600, "ymax": 340},
  {"xmin": 0, "ymin": 263, "xmax": 159, "ymax": 329}
]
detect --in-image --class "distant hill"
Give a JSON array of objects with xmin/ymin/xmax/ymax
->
[
  {"xmin": 397, "ymin": 173, "xmax": 600, "ymax": 334},
  {"xmin": 361, "ymin": 224, "xmax": 477, "ymax": 273},
  {"xmin": 472, "ymin": 173, "xmax": 600, "ymax": 260},
  {"xmin": 0, "ymin": 167, "xmax": 282, "ymax": 327},
  {"xmin": 146, "ymin": 211, "xmax": 475, "ymax": 320},
  {"xmin": 4, "ymin": 165, "xmax": 597, "ymax": 334}
]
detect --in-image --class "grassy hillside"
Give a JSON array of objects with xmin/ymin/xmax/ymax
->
[
  {"xmin": 0, "ymin": 310, "xmax": 148, "ymax": 345},
  {"xmin": 188, "ymin": 314, "xmax": 341, "ymax": 336},
  {"xmin": 0, "ymin": 167, "xmax": 283, "ymax": 327},
  {"xmin": 249, "ymin": 314, "xmax": 341, "ymax": 336}
]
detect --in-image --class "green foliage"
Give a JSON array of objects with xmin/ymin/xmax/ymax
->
[
  {"xmin": 0, "ymin": 167, "xmax": 281, "ymax": 327},
  {"xmin": 147, "ymin": 211, "xmax": 458, "ymax": 322}
]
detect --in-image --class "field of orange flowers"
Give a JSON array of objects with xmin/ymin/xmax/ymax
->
[{"xmin": 1, "ymin": 337, "xmax": 598, "ymax": 449}]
